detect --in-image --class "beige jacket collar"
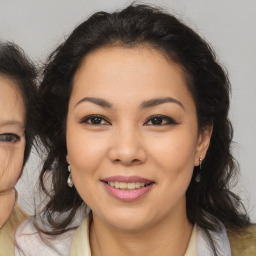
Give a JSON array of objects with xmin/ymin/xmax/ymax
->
[{"xmin": 69, "ymin": 217, "xmax": 198, "ymax": 256}]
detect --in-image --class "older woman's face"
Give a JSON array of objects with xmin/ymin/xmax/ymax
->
[
  {"xmin": 66, "ymin": 46, "xmax": 211, "ymax": 231},
  {"xmin": 0, "ymin": 76, "xmax": 25, "ymax": 226}
]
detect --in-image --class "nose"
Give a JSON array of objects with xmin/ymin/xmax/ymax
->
[{"xmin": 108, "ymin": 126, "xmax": 147, "ymax": 166}]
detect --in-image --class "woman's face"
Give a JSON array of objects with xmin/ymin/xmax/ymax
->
[
  {"xmin": 66, "ymin": 46, "xmax": 211, "ymax": 231},
  {"xmin": 0, "ymin": 76, "xmax": 25, "ymax": 225}
]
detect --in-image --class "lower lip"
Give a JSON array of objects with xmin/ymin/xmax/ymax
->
[{"xmin": 103, "ymin": 182, "xmax": 154, "ymax": 202}]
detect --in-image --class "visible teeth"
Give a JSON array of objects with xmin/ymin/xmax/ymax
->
[
  {"xmin": 107, "ymin": 181, "xmax": 148, "ymax": 190},
  {"xmin": 114, "ymin": 181, "xmax": 120, "ymax": 189},
  {"xmin": 135, "ymin": 182, "xmax": 141, "ymax": 188},
  {"xmin": 119, "ymin": 182, "xmax": 128, "ymax": 189},
  {"xmin": 128, "ymin": 183, "xmax": 135, "ymax": 189}
]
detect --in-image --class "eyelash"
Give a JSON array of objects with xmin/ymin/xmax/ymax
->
[
  {"xmin": 0, "ymin": 133, "xmax": 20, "ymax": 143},
  {"xmin": 80, "ymin": 114, "xmax": 178, "ymax": 126},
  {"xmin": 144, "ymin": 115, "xmax": 178, "ymax": 126},
  {"xmin": 80, "ymin": 115, "xmax": 110, "ymax": 125}
]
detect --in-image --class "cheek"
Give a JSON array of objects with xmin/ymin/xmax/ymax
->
[
  {"xmin": 66, "ymin": 127, "xmax": 108, "ymax": 176},
  {"xmin": 66, "ymin": 128, "xmax": 110, "ymax": 207},
  {"xmin": 147, "ymin": 128, "xmax": 198, "ymax": 178},
  {"xmin": 0, "ymin": 143, "xmax": 25, "ymax": 190},
  {"xmin": 145, "ymin": 130, "xmax": 198, "ymax": 211}
]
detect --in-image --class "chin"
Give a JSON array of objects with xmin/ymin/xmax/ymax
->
[{"xmin": 95, "ymin": 207, "xmax": 156, "ymax": 232}]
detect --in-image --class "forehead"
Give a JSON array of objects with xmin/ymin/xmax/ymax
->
[
  {"xmin": 71, "ymin": 46, "xmax": 195, "ymax": 110},
  {"xmin": 0, "ymin": 75, "xmax": 25, "ymax": 125},
  {"xmin": 76, "ymin": 46, "xmax": 184, "ymax": 77}
]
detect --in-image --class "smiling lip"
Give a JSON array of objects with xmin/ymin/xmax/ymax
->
[
  {"xmin": 101, "ymin": 176, "xmax": 154, "ymax": 202},
  {"xmin": 102, "ymin": 175, "xmax": 152, "ymax": 183}
]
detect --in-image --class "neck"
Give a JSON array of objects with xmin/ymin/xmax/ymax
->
[
  {"xmin": 90, "ymin": 210, "xmax": 193, "ymax": 256},
  {"xmin": 0, "ymin": 188, "xmax": 15, "ymax": 229}
]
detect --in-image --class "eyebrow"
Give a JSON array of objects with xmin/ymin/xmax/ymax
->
[
  {"xmin": 140, "ymin": 97, "xmax": 185, "ymax": 110},
  {"xmin": 75, "ymin": 96, "xmax": 184, "ymax": 110},
  {"xmin": 75, "ymin": 97, "xmax": 112, "ymax": 108},
  {"xmin": 0, "ymin": 120, "xmax": 24, "ymax": 128}
]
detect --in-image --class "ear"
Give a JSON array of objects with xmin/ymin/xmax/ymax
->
[
  {"xmin": 194, "ymin": 125, "xmax": 213, "ymax": 166},
  {"xmin": 66, "ymin": 154, "xmax": 70, "ymax": 164}
]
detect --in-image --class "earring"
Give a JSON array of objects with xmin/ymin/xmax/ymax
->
[
  {"xmin": 67, "ymin": 165, "xmax": 74, "ymax": 187},
  {"xmin": 195, "ymin": 158, "xmax": 203, "ymax": 183},
  {"xmin": 199, "ymin": 157, "xmax": 202, "ymax": 169}
]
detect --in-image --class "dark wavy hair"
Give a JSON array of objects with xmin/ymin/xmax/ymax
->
[
  {"xmin": 0, "ymin": 42, "xmax": 38, "ymax": 165},
  {"xmin": 38, "ymin": 4, "xmax": 250, "ymax": 243}
]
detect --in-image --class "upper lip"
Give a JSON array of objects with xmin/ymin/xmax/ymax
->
[{"xmin": 101, "ymin": 176, "xmax": 154, "ymax": 184}]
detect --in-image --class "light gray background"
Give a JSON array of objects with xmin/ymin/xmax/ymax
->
[{"xmin": 1, "ymin": 0, "xmax": 255, "ymax": 221}]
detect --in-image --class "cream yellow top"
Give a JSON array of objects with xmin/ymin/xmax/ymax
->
[
  {"xmin": 0, "ymin": 204, "xmax": 27, "ymax": 256},
  {"xmin": 69, "ymin": 217, "xmax": 197, "ymax": 256},
  {"xmin": 16, "ymin": 215, "xmax": 231, "ymax": 255}
]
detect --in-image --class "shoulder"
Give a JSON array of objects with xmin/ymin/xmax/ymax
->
[
  {"xmin": 0, "ymin": 204, "xmax": 27, "ymax": 255},
  {"xmin": 227, "ymin": 225, "xmax": 256, "ymax": 256},
  {"xmin": 15, "ymin": 217, "xmax": 76, "ymax": 256}
]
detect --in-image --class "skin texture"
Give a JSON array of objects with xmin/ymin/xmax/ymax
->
[
  {"xmin": 0, "ymin": 76, "xmax": 25, "ymax": 228},
  {"xmin": 66, "ymin": 46, "xmax": 212, "ymax": 256}
]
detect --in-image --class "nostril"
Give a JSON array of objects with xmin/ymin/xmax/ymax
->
[
  {"xmin": 108, "ymin": 145, "xmax": 147, "ymax": 165},
  {"xmin": 131, "ymin": 159, "xmax": 142, "ymax": 164},
  {"xmin": 112, "ymin": 158, "xmax": 142, "ymax": 166},
  {"xmin": 124, "ymin": 158, "xmax": 142, "ymax": 166}
]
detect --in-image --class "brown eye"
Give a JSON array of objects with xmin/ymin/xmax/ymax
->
[
  {"xmin": 150, "ymin": 116, "xmax": 164, "ymax": 125},
  {"xmin": 0, "ymin": 133, "xmax": 20, "ymax": 142},
  {"xmin": 144, "ymin": 115, "xmax": 178, "ymax": 126},
  {"xmin": 80, "ymin": 115, "xmax": 110, "ymax": 125}
]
